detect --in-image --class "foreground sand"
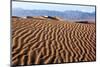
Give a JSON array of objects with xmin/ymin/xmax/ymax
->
[{"xmin": 12, "ymin": 17, "xmax": 96, "ymax": 66}]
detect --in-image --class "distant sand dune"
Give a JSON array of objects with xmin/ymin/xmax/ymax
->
[{"xmin": 12, "ymin": 17, "xmax": 96, "ymax": 66}]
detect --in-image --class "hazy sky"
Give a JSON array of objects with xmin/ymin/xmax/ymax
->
[{"xmin": 12, "ymin": 1, "xmax": 95, "ymax": 13}]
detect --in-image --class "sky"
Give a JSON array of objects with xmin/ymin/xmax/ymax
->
[{"xmin": 12, "ymin": 1, "xmax": 95, "ymax": 13}]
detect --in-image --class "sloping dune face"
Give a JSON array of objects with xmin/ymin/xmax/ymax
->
[{"xmin": 12, "ymin": 17, "xmax": 96, "ymax": 66}]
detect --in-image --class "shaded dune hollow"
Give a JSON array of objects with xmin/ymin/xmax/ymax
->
[{"xmin": 12, "ymin": 16, "xmax": 96, "ymax": 66}]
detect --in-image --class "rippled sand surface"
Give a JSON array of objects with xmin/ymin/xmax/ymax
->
[{"xmin": 12, "ymin": 17, "xmax": 96, "ymax": 66}]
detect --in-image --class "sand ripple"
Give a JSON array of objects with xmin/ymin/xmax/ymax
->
[{"xmin": 12, "ymin": 17, "xmax": 96, "ymax": 66}]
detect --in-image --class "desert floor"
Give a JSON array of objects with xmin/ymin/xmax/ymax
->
[{"xmin": 12, "ymin": 17, "xmax": 96, "ymax": 66}]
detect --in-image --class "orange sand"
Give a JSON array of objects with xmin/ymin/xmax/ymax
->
[{"xmin": 12, "ymin": 16, "xmax": 96, "ymax": 66}]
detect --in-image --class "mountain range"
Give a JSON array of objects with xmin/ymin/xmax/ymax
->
[{"xmin": 12, "ymin": 8, "xmax": 95, "ymax": 21}]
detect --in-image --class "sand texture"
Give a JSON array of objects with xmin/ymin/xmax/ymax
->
[{"xmin": 12, "ymin": 17, "xmax": 96, "ymax": 66}]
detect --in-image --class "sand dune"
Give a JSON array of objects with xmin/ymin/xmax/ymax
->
[{"xmin": 12, "ymin": 16, "xmax": 96, "ymax": 66}]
